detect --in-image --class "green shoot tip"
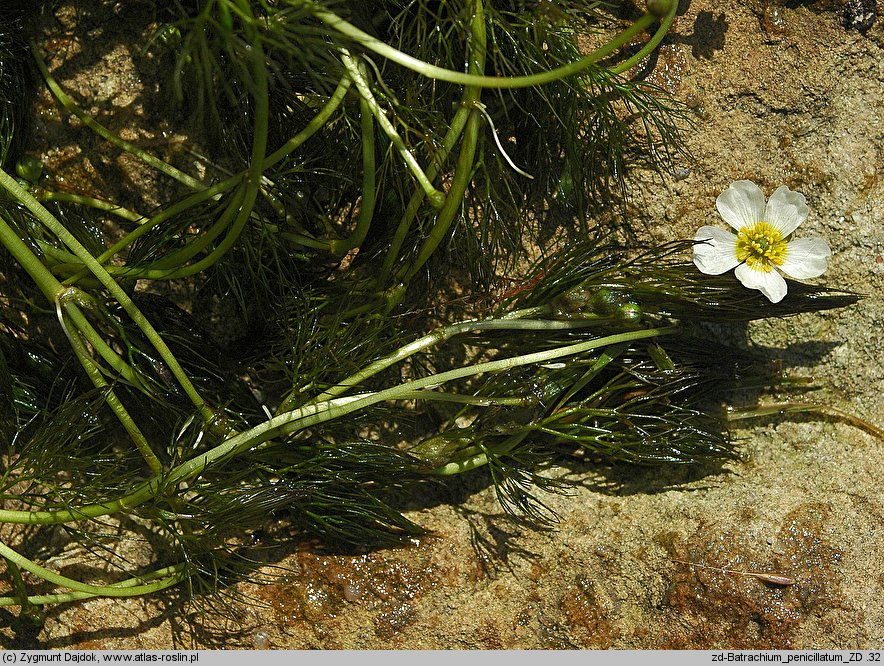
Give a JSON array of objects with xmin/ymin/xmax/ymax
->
[
  {"xmin": 427, "ymin": 189, "xmax": 447, "ymax": 209},
  {"xmin": 647, "ymin": 0, "xmax": 675, "ymax": 19}
]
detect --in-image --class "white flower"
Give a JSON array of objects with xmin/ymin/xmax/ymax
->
[{"xmin": 692, "ymin": 180, "xmax": 832, "ymax": 303}]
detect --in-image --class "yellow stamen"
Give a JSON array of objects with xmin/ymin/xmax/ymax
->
[{"xmin": 735, "ymin": 221, "xmax": 787, "ymax": 272}]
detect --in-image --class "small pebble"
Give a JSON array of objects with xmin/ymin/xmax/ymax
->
[
  {"xmin": 343, "ymin": 582, "xmax": 361, "ymax": 603},
  {"xmin": 251, "ymin": 629, "xmax": 271, "ymax": 649}
]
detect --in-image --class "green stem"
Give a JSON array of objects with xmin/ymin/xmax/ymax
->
[
  {"xmin": 31, "ymin": 43, "xmax": 204, "ymax": 191},
  {"xmin": 89, "ymin": 3, "xmax": 274, "ymax": 282},
  {"xmin": 60, "ymin": 301, "xmax": 163, "ymax": 474},
  {"xmin": 36, "ymin": 190, "xmax": 145, "ymax": 223},
  {"xmin": 610, "ymin": 0, "xmax": 678, "ymax": 76},
  {"xmin": 0, "ymin": 564, "xmax": 186, "ymax": 607},
  {"xmin": 432, "ymin": 342, "xmax": 631, "ymax": 476},
  {"xmin": 263, "ymin": 75, "xmax": 352, "ymax": 170},
  {"xmin": 552, "ymin": 342, "xmax": 629, "ymax": 411},
  {"xmin": 298, "ymin": 307, "xmax": 560, "ymax": 410},
  {"xmin": 3, "ymin": 558, "xmax": 33, "ymax": 615},
  {"xmin": 340, "ymin": 51, "xmax": 445, "ymax": 209},
  {"xmin": 0, "ymin": 168, "xmax": 213, "ymax": 423},
  {"xmin": 136, "ymin": 183, "xmax": 247, "ymax": 272},
  {"xmin": 0, "ymin": 194, "xmax": 68, "ymax": 303},
  {"xmin": 280, "ymin": 230, "xmax": 332, "ymax": 250},
  {"xmin": 35, "ymin": 13, "xmax": 338, "ymax": 281},
  {"xmin": 53, "ymin": 185, "xmax": 248, "ymax": 280},
  {"xmin": 329, "ymin": 86, "xmax": 376, "ymax": 256},
  {"xmin": 47, "ymin": 76, "xmax": 347, "ymax": 278},
  {"xmin": 308, "ymin": 1, "xmax": 660, "ymax": 88},
  {"xmin": 0, "ymin": 540, "xmax": 186, "ymax": 600},
  {"xmin": 255, "ymin": 75, "xmax": 352, "ymax": 225},
  {"xmin": 431, "ymin": 452, "xmax": 490, "ymax": 476},
  {"xmin": 396, "ymin": 0, "xmax": 487, "ymax": 285},
  {"xmin": 377, "ymin": 101, "xmax": 472, "ymax": 283},
  {"xmin": 1, "ymin": 207, "xmax": 138, "ymax": 384},
  {"xmin": 394, "ymin": 391, "xmax": 533, "ymax": 407},
  {"xmin": 178, "ymin": 0, "xmax": 270, "ymax": 283},
  {"xmin": 60, "ymin": 175, "xmax": 243, "ymax": 284},
  {"xmin": 0, "ymin": 325, "xmax": 676, "ymax": 526},
  {"xmin": 401, "ymin": 108, "xmax": 479, "ymax": 282}
]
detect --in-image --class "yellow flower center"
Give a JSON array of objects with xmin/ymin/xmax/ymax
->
[{"xmin": 735, "ymin": 221, "xmax": 787, "ymax": 272}]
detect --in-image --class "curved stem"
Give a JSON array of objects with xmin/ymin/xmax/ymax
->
[
  {"xmin": 432, "ymin": 341, "xmax": 630, "ymax": 476},
  {"xmin": 0, "ymin": 539, "xmax": 186, "ymax": 600},
  {"xmin": 0, "ymin": 564, "xmax": 186, "ymax": 607},
  {"xmin": 56, "ymin": 185, "xmax": 249, "ymax": 281},
  {"xmin": 309, "ymin": 2, "xmax": 660, "ymax": 88},
  {"xmin": 129, "ymin": 23, "xmax": 271, "ymax": 281},
  {"xmin": 0, "ymin": 192, "xmax": 68, "ymax": 304},
  {"xmin": 187, "ymin": 1, "xmax": 270, "ymax": 282},
  {"xmin": 396, "ymin": 0, "xmax": 487, "ymax": 285},
  {"xmin": 135, "ymin": 183, "xmax": 247, "ymax": 272},
  {"xmin": 0, "ymin": 325, "xmax": 676, "ymax": 526},
  {"xmin": 329, "ymin": 86, "xmax": 376, "ymax": 256},
  {"xmin": 60, "ymin": 175, "xmax": 244, "ymax": 284},
  {"xmin": 340, "ymin": 51, "xmax": 445, "ymax": 209},
  {"xmin": 610, "ymin": 0, "xmax": 678, "ymax": 75},
  {"xmin": 0, "ymin": 197, "xmax": 139, "ymax": 384},
  {"xmin": 60, "ymin": 301, "xmax": 163, "ymax": 474},
  {"xmin": 3, "ymin": 558, "xmax": 32, "ymax": 615},
  {"xmin": 39, "ymin": 16, "xmax": 337, "ymax": 281},
  {"xmin": 0, "ymin": 168, "xmax": 214, "ymax": 423},
  {"xmin": 377, "ymin": 0, "xmax": 487, "ymax": 285},
  {"xmin": 377, "ymin": 95, "xmax": 474, "ymax": 284},
  {"xmin": 303, "ymin": 309, "xmax": 602, "ymax": 408},
  {"xmin": 35, "ymin": 190, "xmax": 145, "ymax": 223},
  {"xmin": 400, "ymin": 106, "xmax": 481, "ymax": 283},
  {"xmin": 263, "ymin": 75, "xmax": 352, "ymax": 170},
  {"xmin": 31, "ymin": 43, "xmax": 204, "ymax": 191}
]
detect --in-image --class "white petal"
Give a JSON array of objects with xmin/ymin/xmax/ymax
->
[
  {"xmin": 734, "ymin": 264, "xmax": 788, "ymax": 303},
  {"xmin": 716, "ymin": 180, "xmax": 765, "ymax": 231},
  {"xmin": 780, "ymin": 236, "xmax": 831, "ymax": 279},
  {"xmin": 693, "ymin": 226, "xmax": 740, "ymax": 275},
  {"xmin": 764, "ymin": 185, "xmax": 809, "ymax": 236}
]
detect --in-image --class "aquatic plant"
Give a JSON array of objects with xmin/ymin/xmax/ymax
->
[{"xmin": 0, "ymin": 0, "xmax": 870, "ymax": 621}]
